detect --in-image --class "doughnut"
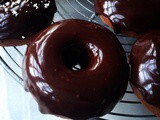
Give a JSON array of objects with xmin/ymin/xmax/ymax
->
[
  {"xmin": 130, "ymin": 30, "xmax": 160, "ymax": 117},
  {"xmin": 94, "ymin": 0, "xmax": 160, "ymax": 37},
  {"xmin": 22, "ymin": 19, "xmax": 129, "ymax": 119},
  {"xmin": 0, "ymin": 0, "xmax": 57, "ymax": 46}
]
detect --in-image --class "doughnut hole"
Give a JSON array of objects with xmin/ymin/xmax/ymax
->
[{"xmin": 62, "ymin": 42, "xmax": 102, "ymax": 71}]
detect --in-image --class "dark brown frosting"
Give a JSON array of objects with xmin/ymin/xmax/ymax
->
[
  {"xmin": 0, "ymin": 0, "xmax": 56, "ymax": 40},
  {"xmin": 23, "ymin": 19, "xmax": 129, "ymax": 120},
  {"xmin": 94, "ymin": 0, "xmax": 160, "ymax": 34},
  {"xmin": 130, "ymin": 31, "xmax": 160, "ymax": 108}
]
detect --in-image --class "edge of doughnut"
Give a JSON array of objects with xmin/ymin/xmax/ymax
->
[
  {"xmin": 100, "ymin": 15, "xmax": 142, "ymax": 38},
  {"xmin": 130, "ymin": 83, "xmax": 160, "ymax": 117}
]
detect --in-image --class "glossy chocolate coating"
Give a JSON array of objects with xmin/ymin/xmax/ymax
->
[
  {"xmin": 0, "ymin": 0, "xmax": 56, "ymax": 40},
  {"xmin": 94, "ymin": 0, "xmax": 160, "ymax": 34},
  {"xmin": 23, "ymin": 19, "xmax": 129, "ymax": 120},
  {"xmin": 130, "ymin": 31, "xmax": 160, "ymax": 108}
]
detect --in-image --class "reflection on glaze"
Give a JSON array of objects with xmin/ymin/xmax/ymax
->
[
  {"xmin": 138, "ymin": 43, "xmax": 157, "ymax": 83},
  {"xmin": 95, "ymin": 0, "xmax": 160, "ymax": 34},
  {"xmin": 36, "ymin": 81, "xmax": 54, "ymax": 95},
  {"xmin": 103, "ymin": 1, "xmax": 126, "ymax": 27},
  {"xmin": 131, "ymin": 31, "xmax": 160, "ymax": 107},
  {"xmin": 88, "ymin": 43, "xmax": 103, "ymax": 70},
  {"xmin": 0, "ymin": 0, "xmax": 57, "ymax": 40},
  {"xmin": 29, "ymin": 54, "xmax": 44, "ymax": 80},
  {"xmin": 23, "ymin": 19, "xmax": 128, "ymax": 120}
]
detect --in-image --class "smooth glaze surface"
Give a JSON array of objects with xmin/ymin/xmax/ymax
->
[
  {"xmin": 94, "ymin": 0, "xmax": 160, "ymax": 34},
  {"xmin": 23, "ymin": 19, "xmax": 129, "ymax": 120},
  {"xmin": 0, "ymin": 0, "xmax": 56, "ymax": 40},
  {"xmin": 130, "ymin": 31, "xmax": 160, "ymax": 108}
]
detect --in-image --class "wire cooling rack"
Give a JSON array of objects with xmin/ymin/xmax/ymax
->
[{"xmin": 0, "ymin": 0, "xmax": 159, "ymax": 120}]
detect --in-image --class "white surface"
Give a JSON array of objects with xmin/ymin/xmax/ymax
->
[{"xmin": 0, "ymin": 65, "xmax": 61, "ymax": 120}]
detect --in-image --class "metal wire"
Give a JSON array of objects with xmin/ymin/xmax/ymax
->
[{"xmin": 0, "ymin": 0, "xmax": 158, "ymax": 119}]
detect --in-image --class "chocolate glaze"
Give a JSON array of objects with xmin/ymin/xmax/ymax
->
[
  {"xmin": 0, "ymin": 0, "xmax": 56, "ymax": 41},
  {"xmin": 23, "ymin": 19, "xmax": 129, "ymax": 120},
  {"xmin": 94, "ymin": 0, "xmax": 160, "ymax": 34},
  {"xmin": 130, "ymin": 31, "xmax": 160, "ymax": 108}
]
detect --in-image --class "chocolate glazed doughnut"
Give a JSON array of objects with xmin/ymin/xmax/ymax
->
[
  {"xmin": 0, "ymin": 0, "xmax": 57, "ymax": 46},
  {"xmin": 130, "ymin": 31, "xmax": 160, "ymax": 117},
  {"xmin": 22, "ymin": 19, "xmax": 129, "ymax": 120},
  {"xmin": 94, "ymin": 0, "xmax": 160, "ymax": 37}
]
